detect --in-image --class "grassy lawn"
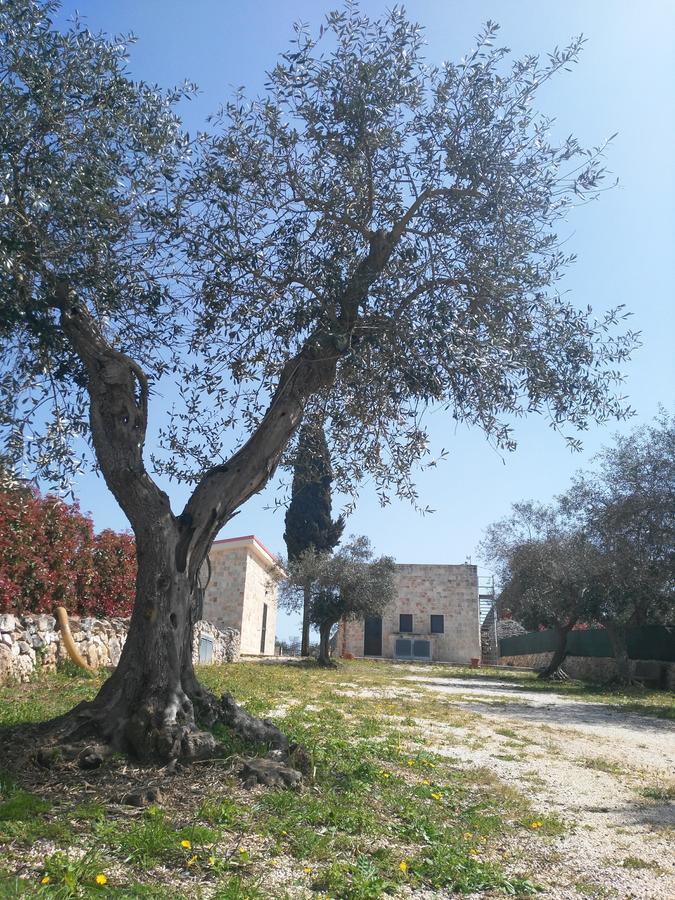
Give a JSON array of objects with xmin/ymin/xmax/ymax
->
[{"xmin": 0, "ymin": 659, "xmax": 671, "ymax": 898}]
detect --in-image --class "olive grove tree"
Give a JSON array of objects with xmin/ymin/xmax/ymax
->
[{"xmin": 1, "ymin": 0, "xmax": 636, "ymax": 761}]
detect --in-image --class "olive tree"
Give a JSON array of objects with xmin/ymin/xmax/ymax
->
[
  {"xmin": 481, "ymin": 503, "xmax": 599, "ymax": 678},
  {"xmin": 1, "ymin": 1, "xmax": 636, "ymax": 761},
  {"xmin": 281, "ymin": 537, "xmax": 395, "ymax": 666}
]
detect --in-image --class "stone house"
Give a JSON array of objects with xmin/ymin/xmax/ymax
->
[
  {"xmin": 201, "ymin": 535, "xmax": 284, "ymax": 656},
  {"xmin": 337, "ymin": 563, "xmax": 480, "ymax": 664}
]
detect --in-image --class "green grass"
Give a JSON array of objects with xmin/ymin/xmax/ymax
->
[
  {"xmin": 7, "ymin": 657, "xmax": 659, "ymax": 896},
  {"xmin": 639, "ymin": 783, "xmax": 675, "ymax": 802}
]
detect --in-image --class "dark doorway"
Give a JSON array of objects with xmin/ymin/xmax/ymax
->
[
  {"xmin": 364, "ymin": 616, "xmax": 382, "ymax": 656},
  {"xmin": 260, "ymin": 602, "xmax": 268, "ymax": 654}
]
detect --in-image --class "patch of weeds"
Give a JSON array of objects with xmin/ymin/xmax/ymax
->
[
  {"xmin": 213, "ymin": 876, "xmax": 266, "ymax": 899},
  {"xmin": 621, "ymin": 856, "xmax": 659, "ymax": 870},
  {"xmin": 199, "ymin": 797, "xmax": 246, "ymax": 827},
  {"xmin": 581, "ymin": 757, "xmax": 624, "ymax": 775},
  {"xmin": 522, "ymin": 814, "xmax": 567, "ymax": 836},
  {"xmin": 0, "ymin": 790, "xmax": 49, "ymax": 821},
  {"xmin": 71, "ymin": 801, "xmax": 106, "ymax": 822},
  {"xmin": 495, "ymin": 727, "xmax": 520, "ymax": 740},
  {"xmin": 96, "ymin": 806, "xmax": 183, "ymax": 867},
  {"xmin": 410, "ymin": 843, "xmax": 539, "ymax": 894},
  {"xmin": 38, "ymin": 849, "xmax": 109, "ymax": 895},
  {"xmin": 314, "ymin": 853, "xmax": 397, "ymax": 899},
  {"xmin": 640, "ymin": 784, "xmax": 675, "ymax": 801},
  {"xmin": 574, "ymin": 877, "xmax": 617, "ymax": 897}
]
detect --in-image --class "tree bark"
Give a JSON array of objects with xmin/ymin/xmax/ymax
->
[
  {"xmin": 538, "ymin": 622, "xmax": 573, "ymax": 680},
  {"xmin": 301, "ymin": 584, "xmax": 311, "ymax": 657},
  {"xmin": 317, "ymin": 621, "xmax": 335, "ymax": 667},
  {"xmin": 605, "ymin": 621, "xmax": 633, "ymax": 685}
]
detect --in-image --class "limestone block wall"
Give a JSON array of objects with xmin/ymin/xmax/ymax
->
[
  {"xmin": 339, "ymin": 564, "xmax": 480, "ymax": 664},
  {"xmin": 0, "ymin": 612, "xmax": 240, "ymax": 685},
  {"xmin": 202, "ymin": 546, "xmax": 248, "ymax": 634}
]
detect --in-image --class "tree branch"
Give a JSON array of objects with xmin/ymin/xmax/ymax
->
[{"xmin": 54, "ymin": 280, "xmax": 172, "ymax": 530}]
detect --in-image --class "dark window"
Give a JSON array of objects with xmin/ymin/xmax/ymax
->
[
  {"xmin": 399, "ymin": 613, "xmax": 413, "ymax": 633},
  {"xmin": 430, "ymin": 615, "xmax": 444, "ymax": 634},
  {"xmin": 260, "ymin": 603, "xmax": 268, "ymax": 654}
]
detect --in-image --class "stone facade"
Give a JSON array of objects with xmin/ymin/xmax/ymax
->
[
  {"xmin": 202, "ymin": 535, "xmax": 282, "ymax": 656},
  {"xmin": 500, "ymin": 650, "xmax": 675, "ymax": 689},
  {"xmin": 0, "ymin": 612, "xmax": 239, "ymax": 685},
  {"xmin": 337, "ymin": 563, "xmax": 480, "ymax": 664}
]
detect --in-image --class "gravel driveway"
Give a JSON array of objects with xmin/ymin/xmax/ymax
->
[{"xmin": 403, "ymin": 674, "xmax": 675, "ymax": 899}]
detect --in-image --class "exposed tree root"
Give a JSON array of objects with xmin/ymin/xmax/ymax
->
[{"xmin": 19, "ymin": 681, "xmax": 303, "ymax": 789}]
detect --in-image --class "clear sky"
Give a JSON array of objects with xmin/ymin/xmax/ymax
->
[{"xmin": 51, "ymin": 1, "xmax": 674, "ymax": 641}]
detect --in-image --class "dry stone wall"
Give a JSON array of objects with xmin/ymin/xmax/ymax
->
[
  {"xmin": 500, "ymin": 650, "xmax": 675, "ymax": 689},
  {"xmin": 0, "ymin": 613, "xmax": 239, "ymax": 684}
]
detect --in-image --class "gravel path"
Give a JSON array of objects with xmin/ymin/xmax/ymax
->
[{"xmin": 405, "ymin": 675, "xmax": 675, "ymax": 899}]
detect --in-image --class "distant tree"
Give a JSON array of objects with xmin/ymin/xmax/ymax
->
[
  {"xmin": 1, "ymin": 1, "xmax": 636, "ymax": 761},
  {"xmin": 482, "ymin": 502, "xmax": 598, "ymax": 678},
  {"xmin": 562, "ymin": 414, "xmax": 675, "ymax": 683},
  {"xmin": 282, "ymin": 537, "xmax": 395, "ymax": 666},
  {"xmin": 284, "ymin": 419, "xmax": 345, "ymax": 656}
]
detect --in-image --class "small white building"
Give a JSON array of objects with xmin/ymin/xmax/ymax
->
[
  {"xmin": 201, "ymin": 535, "xmax": 284, "ymax": 656},
  {"xmin": 337, "ymin": 563, "xmax": 480, "ymax": 664}
]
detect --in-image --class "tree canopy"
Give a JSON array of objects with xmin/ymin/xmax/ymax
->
[{"xmin": 2, "ymin": 1, "xmax": 635, "ymax": 504}]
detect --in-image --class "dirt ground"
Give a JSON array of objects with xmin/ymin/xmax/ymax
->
[{"xmin": 400, "ymin": 674, "xmax": 675, "ymax": 900}]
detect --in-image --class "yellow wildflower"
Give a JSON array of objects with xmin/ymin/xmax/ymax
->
[
  {"xmin": 40, "ymin": 876, "xmax": 50, "ymax": 885},
  {"xmin": 463, "ymin": 832, "xmax": 473, "ymax": 840},
  {"xmin": 208, "ymin": 856, "xmax": 215, "ymax": 866},
  {"xmin": 469, "ymin": 848, "xmax": 478, "ymax": 856},
  {"xmin": 187, "ymin": 855, "xmax": 198, "ymax": 867},
  {"xmin": 95, "ymin": 873, "xmax": 108, "ymax": 885},
  {"xmin": 399, "ymin": 860, "xmax": 408, "ymax": 873},
  {"xmin": 239, "ymin": 847, "xmax": 247, "ymax": 854},
  {"xmin": 270, "ymin": 858, "xmax": 278, "ymax": 866},
  {"xmin": 420, "ymin": 779, "xmax": 430, "ymax": 785},
  {"xmin": 181, "ymin": 839, "xmax": 191, "ymax": 849},
  {"xmin": 303, "ymin": 866, "xmax": 312, "ymax": 874},
  {"xmin": 431, "ymin": 792, "xmax": 442, "ymax": 800},
  {"xmin": 530, "ymin": 820, "xmax": 543, "ymax": 829},
  {"xmin": 407, "ymin": 759, "xmax": 415, "ymax": 766}
]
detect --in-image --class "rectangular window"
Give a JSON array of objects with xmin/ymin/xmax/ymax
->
[
  {"xmin": 430, "ymin": 615, "xmax": 444, "ymax": 634},
  {"xmin": 399, "ymin": 613, "xmax": 413, "ymax": 633}
]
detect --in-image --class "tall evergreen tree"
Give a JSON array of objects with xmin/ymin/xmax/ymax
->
[{"xmin": 284, "ymin": 420, "xmax": 344, "ymax": 655}]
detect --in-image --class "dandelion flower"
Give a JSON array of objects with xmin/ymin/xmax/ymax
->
[
  {"xmin": 239, "ymin": 847, "xmax": 247, "ymax": 854},
  {"xmin": 303, "ymin": 866, "xmax": 312, "ymax": 874},
  {"xmin": 181, "ymin": 839, "xmax": 191, "ymax": 849},
  {"xmin": 95, "ymin": 873, "xmax": 108, "ymax": 885},
  {"xmin": 469, "ymin": 848, "xmax": 478, "ymax": 856},
  {"xmin": 399, "ymin": 860, "xmax": 408, "ymax": 873},
  {"xmin": 421, "ymin": 779, "xmax": 430, "ymax": 785},
  {"xmin": 187, "ymin": 855, "xmax": 198, "ymax": 867},
  {"xmin": 463, "ymin": 832, "xmax": 473, "ymax": 840},
  {"xmin": 407, "ymin": 759, "xmax": 415, "ymax": 766},
  {"xmin": 40, "ymin": 876, "xmax": 50, "ymax": 885},
  {"xmin": 530, "ymin": 820, "xmax": 543, "ymax": 829},
  {"xmin": 431, "ymin": 792, "xmax": 442, "ymax": 800}
]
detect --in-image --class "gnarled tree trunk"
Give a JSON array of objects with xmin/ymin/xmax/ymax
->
[{"xmin": 317, "ymin": 621, "xmax": 335, "ymax": 667}]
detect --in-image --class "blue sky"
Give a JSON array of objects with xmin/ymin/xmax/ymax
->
[{"xmin": 52, "ymin": 1, "xmax": 674, "ymax": 641}]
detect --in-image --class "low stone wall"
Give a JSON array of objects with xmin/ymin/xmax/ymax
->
[
  {"xmin": 500, "ymin": 651, "xmax": 675, "ymax": 689},
  {"xmin": 0, "ymin": 613, "xmax": 240, "ymax": 684}
]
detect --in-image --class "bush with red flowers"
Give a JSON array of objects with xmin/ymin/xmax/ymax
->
[{"xmin": 0, "ymin": 485, "xmax": 136, "ymax": 616}]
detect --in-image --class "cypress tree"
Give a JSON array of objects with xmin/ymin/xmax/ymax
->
[{"xmin": 284, "ymin": 420, "xmax": 344, "ymax": 655}]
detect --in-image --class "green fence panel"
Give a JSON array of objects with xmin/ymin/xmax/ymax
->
[{"xmin": 500, "ymin": 625, "xmax": 675, "ymax": 662}]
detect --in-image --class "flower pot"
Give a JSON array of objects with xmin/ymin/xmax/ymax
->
[{"xmin": 470, "ymin": 657, "xmax": 480, "ymax": 669}]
